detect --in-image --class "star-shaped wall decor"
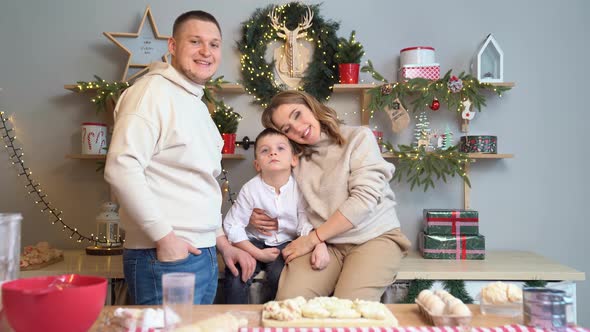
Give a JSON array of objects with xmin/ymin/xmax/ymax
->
[{"xmin": 103, "ymin": 6, "xmax": 170, "ymax": 82}]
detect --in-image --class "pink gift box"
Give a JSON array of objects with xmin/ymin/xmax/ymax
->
[{"xmin": 399, "ymin": 64, "xmax": 440, "ymax": 81}]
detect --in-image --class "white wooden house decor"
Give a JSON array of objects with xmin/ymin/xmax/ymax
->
[{"xmin": 473, "ymin": 34, "xmax": 504, "ymax": 83}]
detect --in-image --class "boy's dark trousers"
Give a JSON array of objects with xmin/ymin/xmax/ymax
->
[{"xmin": 223, "ymin": 239, "xmax": 290, "ymax": 304}]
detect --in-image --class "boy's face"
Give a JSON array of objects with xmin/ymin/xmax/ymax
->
[{"xmin": 254, "ymin": 134, "xmax": 298, "ymax": 173}]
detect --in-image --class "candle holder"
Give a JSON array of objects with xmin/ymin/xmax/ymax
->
[{"xmin": 86, "ymin": 202, "xmax": 123, "ymax": 256}]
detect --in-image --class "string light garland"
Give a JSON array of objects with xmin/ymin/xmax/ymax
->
[
  {"xmin": 219, "ymin": 163, "xmax": 237, "ymax": 205},
  {"xmin": 0, "ymin": 111, "xmax": 117, "ymax": 246},
  {"xmin": 75, "ymin": 75, "xmax": 129, "ymax": 113},
  {"xmin": 382, "ymin": 142, "xmax": 471, "ymax": 192},
  {"xmin": 361, "ymin": 60, "xmax": 512, "ymax": 117},
  {"xmin": 1, "ymin": 76, "xmax": 240, "ymax": 245},
  {"xmin": 237, "ymin": 2, "xmax": 340, "ymax": 107}
]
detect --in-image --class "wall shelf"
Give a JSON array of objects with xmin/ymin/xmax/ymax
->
[
  {"xmin": 66, "ymin": 154, "xmax": 246, "ymax": 160},
  {"xmin": 382, "ymin": 152, "xmax": 514, "ymax": 159}
]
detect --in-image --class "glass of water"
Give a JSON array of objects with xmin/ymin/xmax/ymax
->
[
  {"xmin": 162, "ymin": 272, "xmax": 195, "ymax": 329},
  {"xmin": 0, "ymin": 213, "xmax": 21, "ymax": 282},
  {"xmin": 0, "ymin": 213, "xmax": 22, "ymax": 313}
]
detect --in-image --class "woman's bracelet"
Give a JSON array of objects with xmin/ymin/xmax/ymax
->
[{"xmin": 313, "ymin": 229, "xmax": 324, "ymax": 243}]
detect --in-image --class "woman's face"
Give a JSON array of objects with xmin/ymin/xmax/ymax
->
[{"xmin": 271, "ymin": 103, "xmax": 321, "ymax": 145}]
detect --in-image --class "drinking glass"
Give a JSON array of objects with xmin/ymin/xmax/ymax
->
[{"xmin": 162, "ymin": 272, "xmax": 195, "ymax": 329}]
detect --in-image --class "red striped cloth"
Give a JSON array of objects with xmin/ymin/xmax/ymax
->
[{"xmin": 238, "ymin": 325, "xmax": 589, "ymax": 332}]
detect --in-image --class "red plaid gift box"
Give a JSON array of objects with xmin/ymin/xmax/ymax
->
[{"xmin": 399, "ymin": 64, "xmax": 440, "ymax": 81}]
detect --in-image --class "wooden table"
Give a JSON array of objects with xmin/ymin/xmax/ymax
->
[
  {"xmin": 20, "ymin": 250, "xmax": 584, "ymax": 281},
  {"xmin": 89, "ymin": 304, "xmax": 521, "ymax": 331}
]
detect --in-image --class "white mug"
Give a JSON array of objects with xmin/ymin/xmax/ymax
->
[{"xmin": 81, "ymin": 122, "xmax": 107, "ymax": 155}]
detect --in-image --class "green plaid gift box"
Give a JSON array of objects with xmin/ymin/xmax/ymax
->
[
  {"xmin": 419, "ymin": 232, "xmax": 486, "ymax": 260},
  {"xmin": 423, "ymin": 209, "xmax": 479, "ymax": 236}
]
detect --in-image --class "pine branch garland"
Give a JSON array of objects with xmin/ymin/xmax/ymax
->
[
  {"xmin": 361, "ymin": 61, "xmax": 511, "ymax": 115},
  {"xmin": 383, "ymin": 143, "xmax": 471, "ymax": 191},
  {"xmin": 402, "ymin": 279, "xmax": 435, "ymax": 303},
  {"xmin": 75, "ymin": 75, "xmax": 129, "ymax": 113},
  {"xmin": 443, "ymin": 280, "xmax": 474, "ymax": 303},
  {"xmin": 524, "ymin": 280, "xmax": 548, "ymax": 288}
]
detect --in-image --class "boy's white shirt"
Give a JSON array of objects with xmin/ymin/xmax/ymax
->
[{"xmin": 223, "ymin": 174, "xmax": 312, "ymax": 246}]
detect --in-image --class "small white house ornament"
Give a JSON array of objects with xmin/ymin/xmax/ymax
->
[{"xmin": 472, "ymin": 34, "xmax": 504, "ymax": 83}]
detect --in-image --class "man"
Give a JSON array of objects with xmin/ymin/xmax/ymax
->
[{"xmin": 105, "ymin": 10, "xmax": 255, "ymax": 305}]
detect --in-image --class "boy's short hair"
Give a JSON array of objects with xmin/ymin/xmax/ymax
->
[
  {"xmin": 254, "ymin": 128, "xmax": 298, "ymax": 158},
  {"xmin": 173, "ymin": 10, "xmax": 222, "ymax": 37}
]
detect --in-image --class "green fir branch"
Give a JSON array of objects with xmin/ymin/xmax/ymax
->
[
  {"xmin": 360, "ymin": 61, "xmax": 511, "ymax": 115},
  {"xmin": 211, "ymin": 107, "xmax": 242, "ymax": 134},
  {"xmin": 75, "ymin": 75, "xmax": 130, "ymax": 113},
  {"xmin": 335, "ymin": 30, "xmax": 364, "ymax": 64},
  {"xmin": 524, "ymin": 280, "xmax": 548, "ymax": 288},
  {"xmin": 402, "ymin": 279, "xmax": 435, "ymax": 303},
  {"xmin": 384, "ymin": 143, "xmax": 471, "ymax": 191},
  {"xmin": 443, "ymin": 280, "xmax": 474, "ymax": 304}
]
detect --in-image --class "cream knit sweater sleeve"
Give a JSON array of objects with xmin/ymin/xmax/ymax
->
[
  {"xmin": 337, "ymin": 126, "xmax": 395, "ymax": 226},
  {"xmin": 296, "ymin": 125, "xmax": 399, "ymax": 244}
]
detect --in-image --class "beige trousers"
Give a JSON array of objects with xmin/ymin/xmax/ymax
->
[{"xmin": 275, "ymin": 228, "xmax": 411, "ymax": 302}]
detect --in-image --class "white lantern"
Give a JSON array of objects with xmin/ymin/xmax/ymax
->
[{"xmin": 95, "ymin": 202, "xmax": 122, "ymax": 247}]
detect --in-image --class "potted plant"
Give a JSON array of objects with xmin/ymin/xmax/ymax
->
[
  {"xmin": 211, "ymin": 106, "xmax": 242, "ymax": 154},
  {"xmin": 335, "ymin": 30, "xmax": 365, "ymax": 84}
]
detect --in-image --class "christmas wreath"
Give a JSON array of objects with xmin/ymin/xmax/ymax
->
[{"xmin": 237, "ymin": 2, "xmax": 340, "ymax": 107}]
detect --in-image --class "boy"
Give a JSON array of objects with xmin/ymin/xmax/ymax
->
[{"xmin": 223, "ymin": 128, "xmax": 329, "ymax": 304}]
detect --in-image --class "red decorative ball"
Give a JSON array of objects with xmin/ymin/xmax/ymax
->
[{"xmin": 430, "ymin": 99, "xmax": 440, "ymax": 111}]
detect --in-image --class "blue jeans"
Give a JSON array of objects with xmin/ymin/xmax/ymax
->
[
  {"xmin": 123, "ymin": 247, "xmax": 218, "ymax": 305},
  {"xmin": 223, "ymin": 239, "xmax": 289, "ymax": 304}
]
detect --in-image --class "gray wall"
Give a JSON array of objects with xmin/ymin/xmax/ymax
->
[{"xmin": 1, "ymin": 0, "xmax": 588, "ymax": 322}]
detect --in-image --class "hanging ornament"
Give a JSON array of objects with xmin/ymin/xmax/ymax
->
[
  {"xmin": 461, "ymin": 99, "xmax": 475, "ymax": 120},
  {"xmin": 381, "ymin": 83, "xmax": 393, "ymax": 95},
  {"xmin": 430, "ymin": 98, "xmax": 440, "ymax": 111},
  {"xmin": 447, "ymin": 75, "xmax": 463, "ymax": 93},
  {"xmin": 385, "ymin": 98, "xmax": 410, "ymax": 133}
]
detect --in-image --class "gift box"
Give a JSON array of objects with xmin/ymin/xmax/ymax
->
[
  {"xmin": 419, "ymin": 232, "xmax": 485, "ymax": 260},
  {"xmin": 400, "ymin": 46, "xmax": 436, "ymax": 66},
  {"xmin": 399, "ymin": 64, "xmax": 440, "ymax": 81},
  {"xmin": 423, "ymin": 209, "xmax": 479, "ymax": 236},
  {"xmin": 459, "ymin": 135, "xmax": 497, "ymax": 153}
]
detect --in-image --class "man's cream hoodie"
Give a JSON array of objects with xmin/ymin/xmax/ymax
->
[{"xmin": 105, "ymin": 62, "xmax": 224, "ymax": 249}]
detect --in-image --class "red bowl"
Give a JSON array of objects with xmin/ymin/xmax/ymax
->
[{"xmin": 2, "ymin": 274, "xmax": 107, "ymax": 332}]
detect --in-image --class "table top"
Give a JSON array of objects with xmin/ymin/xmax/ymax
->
[
  {"xmin": 19, "ymin": 249, "xmax": 585, "ymax": 281},
  {"xmin": 89, "ymin": 304, "xmax": 521, "ymax": 331}
]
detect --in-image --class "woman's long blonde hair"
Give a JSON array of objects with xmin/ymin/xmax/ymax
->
[{"xmin": 261, "ymin": 91, "xmax": 344, "ymax": 158}]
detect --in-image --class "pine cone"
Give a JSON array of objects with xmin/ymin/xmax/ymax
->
[{"xmin": 381, "ymin": 83, "xmax": 393, "ymax": 95}]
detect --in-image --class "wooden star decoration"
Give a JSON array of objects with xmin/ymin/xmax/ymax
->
[{"xmin": 103, "ymin": 6, "xmax": 170, "ymax": 82}]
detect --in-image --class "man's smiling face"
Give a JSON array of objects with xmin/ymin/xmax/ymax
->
[{"xmin": 169, "ymin": 19, "xmax": 221, "ymax": 85}]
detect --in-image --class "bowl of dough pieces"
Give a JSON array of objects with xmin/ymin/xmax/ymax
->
[
  {"xmin": 415, "ymin": 289, "xmax": 472, "ymax": 326},
  {"xmin": 479, "ymin": 281, "xmax": 523, "ymax": 317}
]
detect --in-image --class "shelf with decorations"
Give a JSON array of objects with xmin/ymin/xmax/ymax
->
[
  {"xmin": 64, "ymin": 82, "xmax": 247, "ymax": 160},
  {"xmin": 65, "ymin": 153, "xmax": 246, "ymax": 160}
]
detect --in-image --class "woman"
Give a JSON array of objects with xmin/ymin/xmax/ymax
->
[{"xmin": 251, "ymin": 90, "xmax": 411, "ymax": 302}]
